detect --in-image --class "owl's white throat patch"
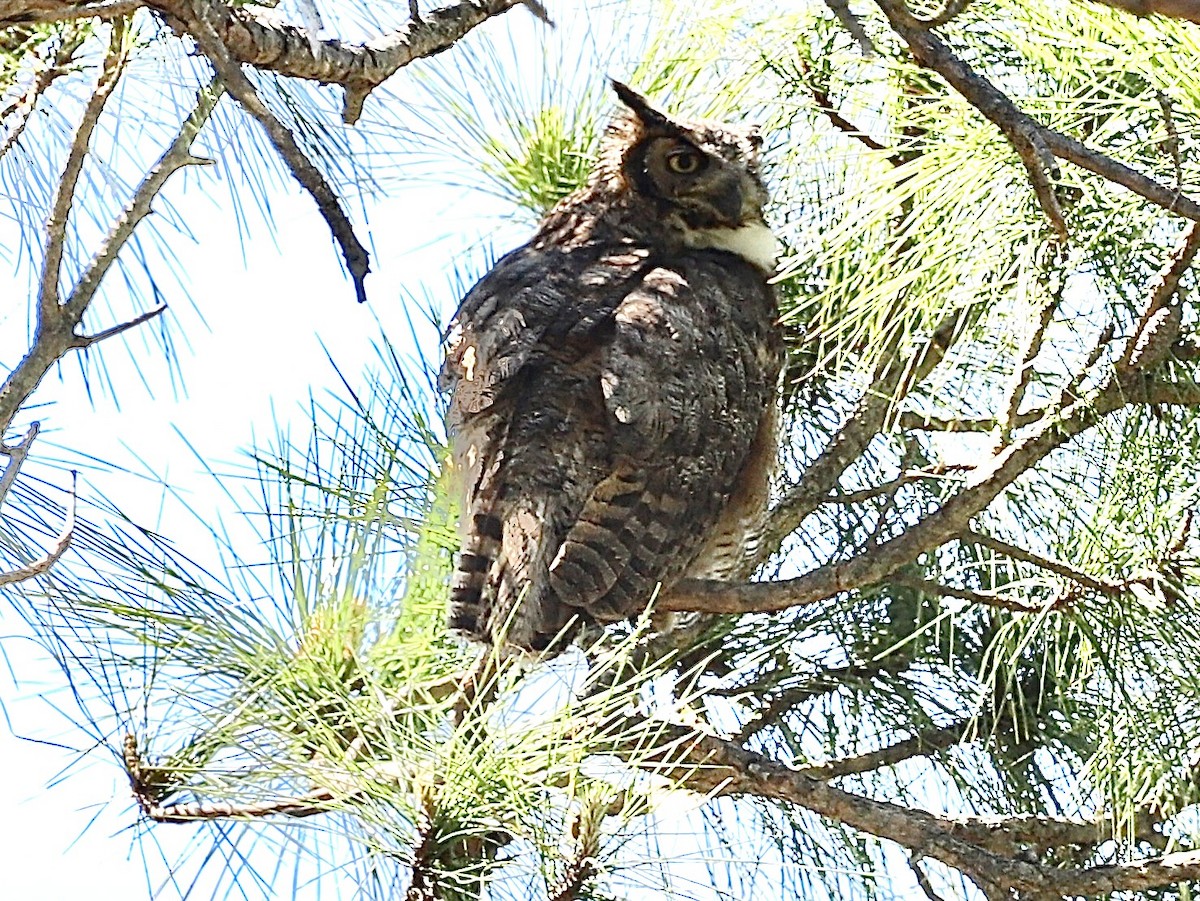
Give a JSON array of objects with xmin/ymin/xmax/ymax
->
[{"xmin": 683, "ymin": 221, "xmax": 779, "ymax": 274}]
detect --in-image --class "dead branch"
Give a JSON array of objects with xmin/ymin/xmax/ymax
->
[
  {"xmin": 70, "ymin": 303, "xmax": 169, "ymax": 348},
  {"xmin": 798, "ymin": 719, "xmax": 970, "ymax": 779},
  {"xmin": 175, "ymin": 1, "xmax": 371, "ymax": 303},
  {"xmin": 0, "ymin": 70, "xmax": 221, "ymax": 436},
  {"xmin": 0, "ymin": 471, "xmax": 76, "ymax": 587}
]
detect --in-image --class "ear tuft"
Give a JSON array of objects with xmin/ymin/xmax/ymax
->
[{"xmin": 610, "ymin": 79, "xmax": 672, "ymax": 129}]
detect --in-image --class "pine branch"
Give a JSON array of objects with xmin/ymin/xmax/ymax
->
[{"xmin": 871, "ymin": 0, "xmax": 1200, "ymax": 227}]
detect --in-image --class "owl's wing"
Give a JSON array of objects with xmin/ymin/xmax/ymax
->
[
  {"xmin": 440, "ymin": 244, "xmax": 653, "ymax": 417},
  {"xmin": 547, "ymin": 259, "xmax": 782, "ymax": 623}
]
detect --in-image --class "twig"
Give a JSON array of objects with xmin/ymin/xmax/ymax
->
[
  {"xmin": 38, "ymin": 22, "xmax": 126, "ymax": 316},
  {"xmin": 807, "ymin": 75, "xmax": 896, "ymax": 159},
  {"xmin": 824, "ymin": 464, "xmax": 969, "ymax": 505},
  {"xmin": 0, "ymin": 421, "xmax": 40, "ymax": 509},
  {"xmin": 824, "ymin": 0, "xmax": 877, "ymax": 54},
  {"xmin": 961, "ymin": 529, "xmax": 1115, "ymax": 596},
  {"xmin": 1001, "ymin": 276, "xmax": 1063, "ymax": 438},
  {"xmin": 798, "ymin": 719, "xmax": 970, "ymax": 779},
  {"xmin": 889, "ymin": 572, "xmax": 1047, "ymax": 613},
  {"xmin": 0, "ymin": 471, "xmax": 76, "ymax": 587},
  {"xmin": 176, "ymin": 1, "xmax": 371, "ymax": 304},
  {"xmin": 760, "ymin": 310, "xmax": 964, "ymax": 567},
  {"xmin": 1158, "ymin": 91, "xmax": 1183, "ymax": 195},
  {"xmin": 70, "ymin": 303, "xmax": 169, "ymax": 348},
  {"xmin": 0, "ymin": 27, "xmax": 87, "ymax": 160},
  {"xmin": 908, "ymin": 855, "xmax": 950, "ymax": 901}
]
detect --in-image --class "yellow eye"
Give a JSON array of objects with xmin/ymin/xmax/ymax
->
[{"xmin": 665, "ymin": 148, "xmax": 704, "ymax": 174}]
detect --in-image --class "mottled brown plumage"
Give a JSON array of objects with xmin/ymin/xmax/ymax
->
[{"xmin": 440, "ymin": 81, "xmax": 784, "ymax": 652}]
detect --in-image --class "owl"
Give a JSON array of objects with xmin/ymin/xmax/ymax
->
[{"xmin": 440, "ymin": 81, "xmax": 784, "ymax": 653}]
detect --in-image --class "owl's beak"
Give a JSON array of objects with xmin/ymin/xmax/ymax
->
[{"xmin": 710, "ymin": 176, "xmax": 746, "ymax": 225}]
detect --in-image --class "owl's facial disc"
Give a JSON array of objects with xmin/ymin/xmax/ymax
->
[{"xmin": 635, "ymin": 136, "xmax": 763, "ymax": 229}]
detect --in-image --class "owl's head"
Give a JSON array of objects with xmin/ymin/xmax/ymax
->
[{"xmin": 588, "ymin": 81, "xmax": 775, "ymax": 271}]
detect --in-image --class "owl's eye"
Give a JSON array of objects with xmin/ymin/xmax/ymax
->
[{"xmin": 665, "ymin": 147, "xmax": 706, "ymax": 174}]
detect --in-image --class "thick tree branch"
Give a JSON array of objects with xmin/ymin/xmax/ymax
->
[{"xmin": 653, "ymin": 728, "xmax": 1189, "ymax": 897}]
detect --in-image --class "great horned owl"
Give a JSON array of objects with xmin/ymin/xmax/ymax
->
[{"xmin": 440, "ymin": 81, "xmax": 783, "ymax": 652}]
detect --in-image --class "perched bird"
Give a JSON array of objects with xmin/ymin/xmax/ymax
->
[{"xmin": 440, "ymin": 81, "xmax": 784, "ymax": 652}]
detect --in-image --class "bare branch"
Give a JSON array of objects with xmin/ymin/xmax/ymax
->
[
  {"xmin": 824, "ymin": 464, "xmax": 969, "ymax": 505},
  {"xmin": 961, "ymin": 529, "xmax": 1116, "ymax": 596},
  {"xmin": 908, "ymin": 855, "xmax": 951, "ymax": 901},
  {"xmin": 66, "ymin": 79, "xmax": 222, "ymax": 315},
  {"xmin": 798, "ymin": 719, "xmax": 970, "ymax": 779},
  {"xmin": 172, "ymin": 1, "xmax": 371, "ymax": 303},
  {"xmin": 889, "ymin": 572, "xmax": 1047, "ymax": 613},
  {"xmin": 0, "ymin": 70, "xmax": 221, "ymax": 436},
  {"xmin": 1001, "ymin": 277, "xmax": 1063, "ymax": 438},
  {"xmin": 70, "ymin": 303, "xmax": 169, "ymax": 348},
  {"xmin": 38, "ymin": 21, "xmax": 126, "ymax": 315},
  {"xmin": 0, "ymin": 421, "xmax": 40, "ymax": 510},
  {"xmin": 0, "ymin": 470, "xmax": 76, "ymax": 587}
]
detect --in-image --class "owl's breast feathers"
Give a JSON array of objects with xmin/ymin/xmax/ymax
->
[{"xmin": 442, "ymin": 239, "xmax": 783, "ymax": 651}]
